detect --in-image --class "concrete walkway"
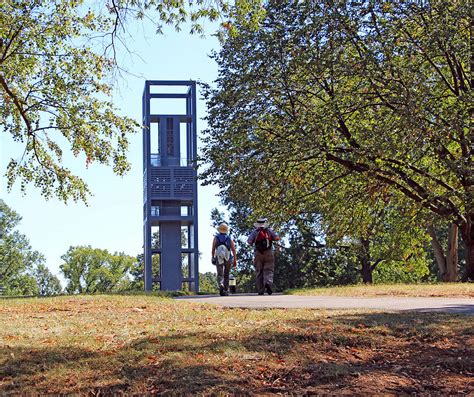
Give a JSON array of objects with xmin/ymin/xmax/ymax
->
[{"xmin": 175, "ymin": 293, "xmax": 474, "ymax": 314}]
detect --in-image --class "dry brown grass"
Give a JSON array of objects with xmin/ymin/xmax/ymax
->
[
  {"xmin": 287, "ymin": 283, "xmax": 474, "ymax": 297},
  {"xmin": 0, "ymin": 295, "xmax": 472, "ymax": 395}
]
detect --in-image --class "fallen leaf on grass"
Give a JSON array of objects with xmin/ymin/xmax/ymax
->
[
  {"xmin": 3, "ymin": 335, "xmax": 20, "ymax": 340},
  {"xmin": 242, "ymin": 354, "xmax": 261, "ymax": 360}
]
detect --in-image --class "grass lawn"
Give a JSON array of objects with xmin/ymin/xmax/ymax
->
[
  {"xmin": 0, "ymin": 295, "xmax": 472, "ymax": 395},
  {"xmin": 286, "ymin": 283, "xmax": 474, "ymax": 297}
]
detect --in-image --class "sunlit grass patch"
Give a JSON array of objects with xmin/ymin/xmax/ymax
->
[{"xmin": 286, "ymin": 283, "xmax": 474, "ymax": 297}]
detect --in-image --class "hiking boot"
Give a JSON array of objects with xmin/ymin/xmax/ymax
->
[
  {"xmin": 223, "ymin": 290, "xmax": 229, "ymax": 296},
  {"xmin": 265, "ymin": 283, "xmax": 273, "ymax": 295},
  {"xmin": 219, "ymin": 285, "xmax": 225, "ymax": 296}
]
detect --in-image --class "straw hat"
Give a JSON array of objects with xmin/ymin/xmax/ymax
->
[
  {"xmin": 253, "ymin": 217, "xmax": 269, "ymax": 228},
  {"xmin": 217, "ymin": 222, "xmax": 229, "ymax": 234}
]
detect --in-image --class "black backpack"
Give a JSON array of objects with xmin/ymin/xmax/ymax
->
[{"xmin": 255, "ymin": 228, "xmax": 272, "ymax": 253}]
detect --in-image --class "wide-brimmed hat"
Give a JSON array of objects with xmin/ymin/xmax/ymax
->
[
  {"xmin": 254, "ymin": 217, "xmax": 269, "ymax": 228},
  {"xmin": 217, "ymin": 222, "xmax": 229, "ymax": 234}
]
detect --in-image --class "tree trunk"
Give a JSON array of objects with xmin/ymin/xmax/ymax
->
[
  {"xmin": 427, "ymin": 224, "xmax": 447, "ymax": 280},
  {"xmin": 360, "ymin": 238, "xmax": 373, "ymax": 284},
  {"xmin": 465, "ymin": 2, "xmax": 474, "ymax": 280},
  {"xmin": 446, "ymin": 223, "xmax": 458, "ymax": 282},
  {"xmin": 361, "ymin": 258, "xmax": 373, "ymax": 283},
  {"xmin": 460, "ymin": 215, "xmax": 474, "ymax": 281}
]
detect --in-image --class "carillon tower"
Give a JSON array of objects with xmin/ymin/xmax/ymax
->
[{"xmin": 142, "ymin": 80, "xmax": 199, "ymax": 291}]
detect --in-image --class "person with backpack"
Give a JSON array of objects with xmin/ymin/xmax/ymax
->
[
  {"xmin": 247, "ymin": 217, "xmax": 280, "ymax": 295},
  {"xmin": 211, "ymin": 221, "xmax": 237, "ymax": 296}
]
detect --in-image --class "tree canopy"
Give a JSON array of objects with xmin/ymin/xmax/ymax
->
[
  {"xmin": 0, "ymin": 199, "xmax": 61, "ymax": 295},
  {"xmin": 1, "ymin": 0, "xmax": 138, "ymax": 202},
  {"xmin": 60, "ymin": 245, "xmax": 136, "ymax": 293},
  {"xmin": 1, "ymin": 0, "xmax": 264, "ymax": 202},
  {"xmin": 201, "ymin": 0, "xmax": 473, "ymax": 279}
]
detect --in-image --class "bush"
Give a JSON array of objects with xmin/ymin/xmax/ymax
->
[{"xmin": 373, "ymin": 260, "xmax": 433, "ymax": 284}]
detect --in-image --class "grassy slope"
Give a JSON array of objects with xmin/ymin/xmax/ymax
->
[
  {"xmin": 286, "ymin": 283, "xmax": 474, "ymax": 297},
  {"xmin": 0, "ymin": 295, "xmax": 472, "ymax": 395}
]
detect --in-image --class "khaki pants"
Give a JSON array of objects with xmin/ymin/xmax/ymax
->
[{"xmin": 254, "ymin": 249, "xmax": 274, "ymax": 294}]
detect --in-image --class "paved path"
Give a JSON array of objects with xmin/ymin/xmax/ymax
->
[{"xmin": 175, "ymin": 293, "xmax": 474, "ymax": 314}]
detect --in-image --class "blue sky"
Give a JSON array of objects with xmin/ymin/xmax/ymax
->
[{"xmin": 0, "ymin": 19, "xmax": 229, "ymax": 284}]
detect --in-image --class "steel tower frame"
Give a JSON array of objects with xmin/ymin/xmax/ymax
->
[{"xmin": 142, "ymin": 80, "xmax": 199, "ymax": 291}]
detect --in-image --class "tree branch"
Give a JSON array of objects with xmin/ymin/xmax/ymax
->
[{"xmin": 0, "ymin": 74, "xmax": 33, "ymax": 136}]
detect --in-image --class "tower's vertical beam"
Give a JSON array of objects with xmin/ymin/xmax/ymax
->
[
  {"xmin": 191, "ymin": 82, "xmax": 199, "ymax": 292},
  {"xmin": 160, "ymin": 218, "xmax": 182, "ymax": 290},
  {"xmin": 143, "ymin": 82, "xmax": 153, "ymax": 292}
]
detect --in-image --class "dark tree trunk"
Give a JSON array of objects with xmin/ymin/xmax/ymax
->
[
  {"xmin": 446, "ymin": 223, "xmax": 458, "ymax": 282},
  {"xmin": 362, "ymin": 258, "xmax": 373, "ymax": 283},
  {"xmin": 460, "ymin": 215, "xmax": 474, "ymax": 281},
  {"xmin": 360, "ymin": 238, "xmax": 373, "ymax": 284}
]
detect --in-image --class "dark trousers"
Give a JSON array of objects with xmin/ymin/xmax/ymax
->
[
  {"xmin": 216, "ymin": 261, "xmax": 231, "ymax": 291},
  {"xmin": 254, "ymin": 249, "xmax": 275, "ymax": 294}
]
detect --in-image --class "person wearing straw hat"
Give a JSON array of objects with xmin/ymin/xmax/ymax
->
[
  {"xmin": 211, "ymin": 221, "xmax": 237, "ymax": 296},
  {"xmin": 247, "ymin": 217, "xmax": 280, "ymax": 295}
]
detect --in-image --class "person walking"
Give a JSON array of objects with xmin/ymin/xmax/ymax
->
[
  {"xmin": 211, "ymin": 221, "xmax": 237, "ymax": 296},
  {"xmin": 247, "ymin": 217, "xmax": 280, "ymax": 295}
]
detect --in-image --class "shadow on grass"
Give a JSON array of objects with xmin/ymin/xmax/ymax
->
[
  {"xmin": 401, "ymin": 304, "xmax": 474, "ymax": 314},
  {"xmin": 0, "ymin": 312, "xmax": 472, "ymax": 394},
  {"xmin": 0, "ymin": 346, "xmax": 96, "ymax": 378}
]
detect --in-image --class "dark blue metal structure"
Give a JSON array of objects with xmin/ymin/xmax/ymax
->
[{"xmin": 142, "ymin": 80, "xmax": 199, "ymax": 291}]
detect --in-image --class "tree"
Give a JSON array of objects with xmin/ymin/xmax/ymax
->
[
  {"xmin": 1, "ymin": 0, "xmax": 264, "ymax": 202},
  {"xmin": 201, "ymin": 0, "xmax": 473, "ymax": 279},
  {"xmin": 316, "ymin": 176, "xmax": 431, "ymax": 283},
  {"xmin": 128, "ymin": 252, "xmax": 161, "ymax": 291},
  {"xmin": 199, "ymin": 272, "xmax": 218, "ymax": 293},
  {"xmin": 272, "ymin": 216, "xmax": 361, "ymax": 290},
  {"xmin": 1, "ymin": 0, "xmax": 138, "ymax": 202},
  {"xmin": 428, "ymin": 222, "xmax": 460, "ymax": 282},
  {"xmin": 0, "ymin": 199, "xmax": 43, "ymax": 295},
  {"xmin": 33, "ymin": 263, "xmax": 63, "ymax": 296},
  {"xmin": 60, "ymin": 245, "xmax": 135, "ymax": 293}
]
